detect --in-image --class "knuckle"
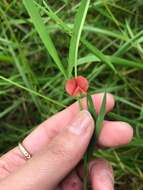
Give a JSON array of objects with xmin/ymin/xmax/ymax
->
[
  {"xmin": 49, "ymin": 138, "xmax": 77, "ymax": 162},
  {"xmin": 39, "ymin": 123, "xmax": 59, "ymax": 141},
  {"xmin": 0, "ymin": 149, "xmax": 26, "ymax": 176},
  {"xmin": 0, "ymin": 159, "xmax": 11, "ymax": 179}
]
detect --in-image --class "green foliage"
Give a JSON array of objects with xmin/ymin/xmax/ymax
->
[
  {"xmin": 84, "ymin": 92, "xmax": 106, "ymax": 189},
  {"xmin": 0, "ymin": 0, "xmax": 143, "ymax": 189},
  {"xmin": 68, "ymin": 0, "xmax": 90, "ymax": 77},
  {"xmin": 96, "ymin": 92, "xmax": 107, "ymax": 138},
  {"xmin": 23, "ymin": 0, "xmax": 67, "ymax": 78}
]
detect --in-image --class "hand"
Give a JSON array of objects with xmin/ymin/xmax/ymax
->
[{"xmin": 0, "ymin": 93, "xmax": 133, "ymax": 190}]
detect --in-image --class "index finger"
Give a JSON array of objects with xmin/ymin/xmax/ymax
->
[
  {"xmin": 0, "ymin": 93, "xmax": 114, "ymax": 178},
  {"xmin": 20, "ymin": 93, "xmax": 115, "ymax": 153}
]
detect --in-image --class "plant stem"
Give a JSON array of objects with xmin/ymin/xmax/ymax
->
[
  {"xmin": 77, "ymin": 96, "xmax": 88, "ymax": 189},
  {"xmin": 77, "ymin": 98, "xmax": 83, "ymax": 110},
  {"xmin": 83, "ymin": 153, "xmax": 88, "ymax": 190},
  {"xmin": 75, "ymin": 66, "xmax": 78, "ymax": 77}
]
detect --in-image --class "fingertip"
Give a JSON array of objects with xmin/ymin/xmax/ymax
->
[
  {"xmin": 89, "ymin": 159, "xmax": 114, "ymax": 190},
  {"xmin": 68, "ymin": 110, "xmax": 94, "ymax": 136},
  {"xmin": 61, "ymin": 171, "xmax": 83, "ymax": 190},
  {"xmin": 92, "ymin": 93, "xmax": 115, "ymax": 114},
  {"xmin": 106, "ymin": 93, "xmax": 115, "ymax": 110},
  {"xmin": 89, "ymin": 159, "xmax": 113, "ymax": 178},
  {"xmin": 99, "ymin": 121, "xmax": 133, "ymax": 147}
]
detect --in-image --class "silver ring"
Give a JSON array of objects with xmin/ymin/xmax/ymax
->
[{"xmin": 18, "ymin": 143, "xmax": 32, "ymax": 160}]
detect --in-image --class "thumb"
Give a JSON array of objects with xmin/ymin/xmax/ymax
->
[{"xmin": 1, "ymin": 110, "xmax": 94, "ymax": 190}]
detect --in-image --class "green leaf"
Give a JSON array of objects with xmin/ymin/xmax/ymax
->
[
  {"xmin": 23, "ymin": 0, "xmax": 67, "ymax": 78},
  {"xmin": 114, "ymin": 31, "xmax": 143, "ymax": 57},
  {"xmin": 36, "ymin": 2, "xmax": 119, "ymax": 73},
  {"xmin": 42, "ymin": 1, "xmax": 70, "ymax": 33},
  {"xmin": 0, "ymin": 101, "xmax": 21, "ymax": 119},
  {"xmin": 109, "ymin": 56, "xmax": 143, "ymax": 70},
  {"xmin": 81, "ymin": 38, "xmax": 117, "ymax": 73},
  {"xmin": 87, "ymin": 93, "xmax": 97, "ymax": 120},
  {"xmin": 86, "ymin": 94, "xmax": 97, "ymax": 160},
  {"xmin": 96, "ymin": 92, "xmax": 107, "ymax": 138},
  {"xmin": 68, "ymin": 0, "xmax": 90, "ymax": 78},
  {"xmin": 83, "ymin": 94, "xmax": 97, "ymax": 190},
  {"xmin": 84, "ymin": 93, "xmax": 107, "ymax": 190},
  {"xmin": 0, "ymin": 54, "xmax": 13, "ymax": 63},
  {"xmin": 78, "ymin": 54, "xmax": 100, "ymax": 65},
  {"xmin": 78, "ymin": 54, "xmax": 143, "ymax": 70},
  {"xmin": 0, "ymin": 75, "xmax": 65, "ymax": 108},
  {"xmin": 86, "ymin": 92, "xmax": 107, "ymax": 160}
]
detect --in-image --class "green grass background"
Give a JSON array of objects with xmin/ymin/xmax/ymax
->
[{"xmin": 0, "ymin": 0, "xmax": 143, "ymax": 189}]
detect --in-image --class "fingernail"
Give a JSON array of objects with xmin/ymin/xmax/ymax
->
[
  {"xmin": 99, "ymin": 170, "xmax": 114, "ymax": 190},
  {"xmin": 92, "ymin": 169, "xmax": 114, "ymax": 190},
  {"xmin": 69, "ymin": 110, "xmax": 94, "ymax": 135},
  {"xmin": 89, "ymin": 159, "xmax": 114, "ymax": 190}
]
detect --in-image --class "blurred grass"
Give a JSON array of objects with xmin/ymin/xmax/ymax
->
[{"xmin": 0, "ymin": 0, "xmax": 143, "ymax": 189}]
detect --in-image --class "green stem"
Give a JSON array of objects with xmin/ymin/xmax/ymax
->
[
  {"xmin": 77, "ymin": 98, "xmax": 82, "ymax": 110},
  {"xmin": 83, "ymin": 96, "xmax": 89, "ymax": 190},
  {"xmin": 83, "ymin": 153, "xmax": 88, "ymax": 190},
  {"xmin": 74, "ymin": 64, "xmax": 78, "ymax": 77},
  {"xmin": 77, "ymin": 95, "xmax": 89, "ymax": 189}
]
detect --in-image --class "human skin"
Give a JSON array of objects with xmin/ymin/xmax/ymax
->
[{"xmin": 0, "ymin": 93, "xmax": 133, "ymax": 190}]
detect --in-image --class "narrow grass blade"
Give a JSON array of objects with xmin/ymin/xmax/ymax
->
[
  {"xmin": 87, "ymin": 93, "xmax": 97, "ymax": 120},
  {"xmin": 0, "ymin": 75, "xmax": 65, "ymax": 108},
  {"xmin": 96, "ymin": 91, "xmax": 107, "ymax": 138},
  {"xmin": 78, "ymin": 54, "xmax": 143, "ymax": 70},
  {"xmin": 81, "ymin": 38, "xmax": 117, "ymax": 73},
  {"xmin": 84, "ymin": 93, "xmax": 106, "ymax": 190},
  {"xmin": 23, "ymin": 0, "xmax": 67, "ymax": 78},
  {"xmin": 36, "ymin": 3, "xmax": 117, "ymax": 74},
  {"xmin": 126, "ymin": 20, "xmax": 143, "ymax": 55},
  {"xmin": 42, "ymin": 1, "xmax": 70, "ymax": 33},
  {"xmin": 83, "ymin": 25, "xmax": 126, "ymax": 40},
  {"xmin": 86, "ymin": 92, "xmax": 107, "ymax": 158},
  {"xmin": 103, "ymin": 1, "xmax": 121, "ymax": 27},
  {"xmin": 0, "ymin": 6, "xmax": 41, "ymax": 111},
  {"xmin": 0, "ymin": 54, "xmax": 13, "ymax": 63},
  {"xmin": 78, "ymin": 54, "xmax": 100, "ymax": 65},
  {"xmin": 28, "ymin": 2, "xmax": 127, "ymax": 42},
  {"xmin": 114, "ymin": 31, "xmax": 143, "ymax": 57},
  {"xmin": 68, "ymin": 0, "xmax": 90, "ymax": 77},
  {"xmin": 0, "ymin": 101, "xmax": 21, "ymax": 119},
  {"xmin": 86, "ymin": 94, "xmax": 97, "ymax": 160},
  {"xmin": 22, "ymin": 2, "xmax": 143, "ymax": 74},
  {"xmin": 110, "ymin": 56, "xmax": 143, "ymax": 70},
  {"xmin": 108, "ymin": 112, "xmax": 142, "ymax": 128},
  {"xmin": 83, "ymin": 153, "xmax": 88, "ymax": 190},
  {"xmin": 83, "ymin": 94, "xmax": 97, "ymax": 190},
  {"xmin": 8, "ymin": 44, "xmax": 41, "ymax": 111}
]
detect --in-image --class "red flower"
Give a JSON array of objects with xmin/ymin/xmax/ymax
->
[{"xmin": 65, "ymin": 76, "xmax": 89, "ymax": 97}]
